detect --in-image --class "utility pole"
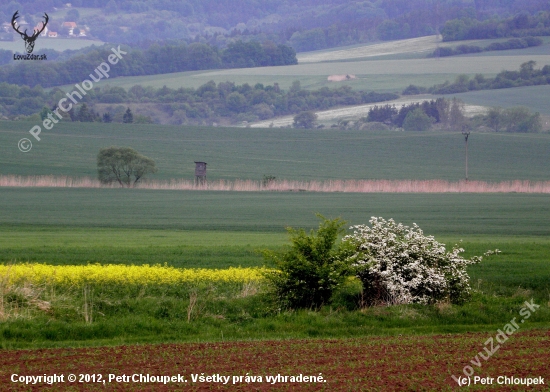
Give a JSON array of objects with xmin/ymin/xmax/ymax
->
[
  {"xmin": 462, "ymin": 129, "xmax": 470, "ymax": 181},
  {"xmin": 435, "ymin": 0, "xmax": 440, "ymax": 60}
]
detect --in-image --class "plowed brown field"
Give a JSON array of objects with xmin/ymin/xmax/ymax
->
[{"xmin": 1, "ymin": 330, "xmax": 549, "ymax": 391}]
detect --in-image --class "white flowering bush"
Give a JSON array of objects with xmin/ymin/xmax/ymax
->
[{"xmin": 343, "ymin": 217, "xmax": 495, "ymax": 305}]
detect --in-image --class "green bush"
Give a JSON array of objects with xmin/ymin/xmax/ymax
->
[
  {"xmin": 262, "ymin": 216, "xmax": 352, "ymax": 310},
  {"xmin": 403, "ymin": 108, "xmax": 434, "ymax": 131}
]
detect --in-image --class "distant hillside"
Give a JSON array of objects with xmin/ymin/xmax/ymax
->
[
  {"xmin": 0, "ymin": 41, "xmax": 297, "ymax": 88},
  {"xmin": 0, "ymin": 0, "xmax": 548, "ymax": 52}
]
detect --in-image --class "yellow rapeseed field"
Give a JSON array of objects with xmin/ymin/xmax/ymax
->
[{"xmin": 0, "ymin": 263, "xmax": 268, "ymax": 286}]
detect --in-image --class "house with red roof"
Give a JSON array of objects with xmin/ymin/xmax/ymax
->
[{"xmin": 63, "ymin": 21, "xmax": 77, "ymax": 35}]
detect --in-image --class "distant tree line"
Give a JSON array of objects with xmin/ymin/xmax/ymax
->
[
  {"xmin": 403, "ymin": 61, "xmax": 550, "ymax": 95},
  {"xmin": 36, "ymin": 102, "xmax": 142, "ymax": 124},
  {"xmin": 121, "ymin": 81, "xmax": 395, "ymax": 125},
  {"xmin": 2, "ymin": 77, "xmax": 542, "ymax": 133},
  {"xmin": 430, "ymin": 37, "xmax": 543, "ymax": 58},
  {"xmin": 0, "ymin": 80, "xmax": 397, "ymax": 125},
  {"xmin": 262, "ymin": 4, "xmax": 550, "ymax": 51},
  {"xmin": 364, "ymin": 97, "xmax": 542, "ymax": 133},
  {"xmin": 441, "ymin": 11, "xmax": 550, "ymax": 42},
  {"xmin": 481, "ymin": 106, "xmax": 542, "ymax": 133},
  {"xmin": 284, "ymin": 1, "xmax": 468, "ymax": 51},
  {"xmin": 188, "ymin": 5, "xmax": 550, "ymax": 52},
  {"xmin": 0, "ymin": 41, "xmax": 296, "ymax": 88},
  {"xmin": 72, "ymin": 0, "xmax": 462, "ymax": 45},
  {"xmin": 366, "ymin": 98, "xmax": 465, "ymax": 131}
]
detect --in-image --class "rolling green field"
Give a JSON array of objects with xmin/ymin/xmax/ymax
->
[
  {"xmin": 0, "ymin": 188, "xmax": 549, "ymax": 348},
  {"xmin": 0, "ymin": 188, "xmax": 549, "ymax": 270},
  {"xmin": 1, "ymin": 146, "xmax": 549, "ymax": 350},
  {"xmin": 3, "ymin": 121, "xmax": 550, "ymax": 181},
  {"xmin": 451, "ymin": 85, "xmax": 550, "ymax": 116},
  {"xmin": 76, "ymin": 71, "xmax": 461, "ymax": 93},
  {"xmin": 296, "ymin": 36, "xmax": 550, "ymax": 63},
  {"xmin": 1, "ymin": 188, "xmax": 550, "ymax": 279},
  {"xmin": 1, "ymin": 189, "xmax": 550, "ymax": 235},
  {"xmin": 53, "ymin": 51, "xmax": 550, "ymax": 92}
]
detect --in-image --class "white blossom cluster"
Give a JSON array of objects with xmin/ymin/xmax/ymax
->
[{"xmin": 343, "ymin": 217, "xmax": 491, "ymax": 305}]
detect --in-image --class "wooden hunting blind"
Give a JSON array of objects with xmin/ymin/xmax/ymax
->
[{"xmin": 194, "ymin": 161, "xmax": 207, "ymax": 185}]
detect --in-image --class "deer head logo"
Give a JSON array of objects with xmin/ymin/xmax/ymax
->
[{"xmin": 11, "ymin": 11, "xmax": 49, "ymax": 54}]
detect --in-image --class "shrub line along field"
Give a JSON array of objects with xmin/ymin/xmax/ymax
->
[{"xmin": 3, "ymin": 176, "xmax": 550, "ymax": 193}]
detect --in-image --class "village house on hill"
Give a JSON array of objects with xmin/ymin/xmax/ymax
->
[{"xmin": 62, "ymin": 21, "xmax": 77, "ymax": 35}]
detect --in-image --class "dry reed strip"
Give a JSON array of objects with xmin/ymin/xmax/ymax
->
[{"xmin": 2, "ymin": 175, "xmax": 550, "ymax": 193}]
